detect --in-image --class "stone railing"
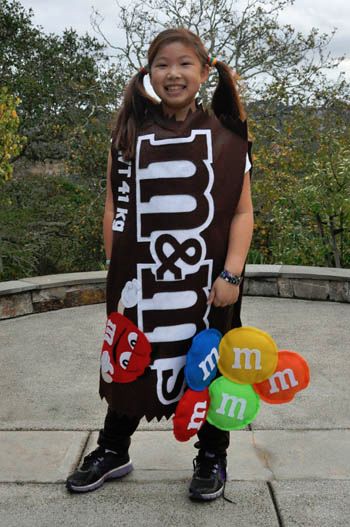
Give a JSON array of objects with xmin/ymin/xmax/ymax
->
[{"xmin": 0, "ymin": 265, "xmax": 349, "ymax": 320}]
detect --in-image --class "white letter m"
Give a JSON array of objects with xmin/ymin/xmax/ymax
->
[
  {"xmin": 232, "ymin": 347, "xmax": 262, "ymax": 370},
  {"xmin": 198, "ymin": 347, "xmax": 219, "ymax": 381},
  {"xmin": 216, "ymin": 392, "xmax": 247, "ymax": 421},
  {"xmin": 269, "ymin": 369, "xmax": 298, "ymax": 394}
]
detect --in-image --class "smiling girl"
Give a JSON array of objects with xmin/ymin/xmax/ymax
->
[{"xmin": 66, "ymin": 28, "xmax": 253, "ymax": 501}]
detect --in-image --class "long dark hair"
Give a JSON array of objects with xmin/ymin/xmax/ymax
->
[{"xmin": 112, "ymin": 28, "xmax": 247, "ymax": 160}]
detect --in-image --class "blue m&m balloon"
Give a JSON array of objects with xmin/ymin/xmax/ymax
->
[{"xmin": 184, "ymin": 329, "xmax": 222, "ymax": 391}]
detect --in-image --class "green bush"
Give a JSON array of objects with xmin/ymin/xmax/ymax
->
[{"xmin": 0, "ymin": 173, "xmax": 105, "ymax": 280}]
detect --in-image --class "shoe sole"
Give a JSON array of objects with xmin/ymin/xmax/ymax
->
[
  {"xmin": 189, "ymin": 486, "xmax": 224, "ymax": 501},
  {"xmin": 66, "ymin": 460, "xmax": 133, "ymax": 493}
]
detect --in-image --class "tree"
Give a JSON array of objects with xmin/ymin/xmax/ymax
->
[
  {"xmin": 0, "ymin": 0, "xmax": 116, "ymax": 163},
  {"xmin": 64, "ymin": 63, "xmax": 126, "ymax": 182},
  {"xmin": 0, "ymin": 1, "xmax": 124, "ymax": 279},
  {"xmin": 249, "ymin": 78, "xmax": 350, "ymax": 267},
  {"xmin": 91, "ymin": 0, "xmax": 346, "ymax": 105},
  {"xmin": 0, "ymin": 86, "xmax": 26, "ymax": 183},
  {"xmin": 296, "ymin": 139, "xmax": 350, "ymax": 268}
]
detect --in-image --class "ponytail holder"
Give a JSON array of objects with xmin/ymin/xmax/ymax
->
[
  {"xmin": 140, "ymin": 66, "xmax": 149, "ymax": 76},
  {"xmin": 207, "ymin": 56, "xmax": 218, "ymax": 67}
]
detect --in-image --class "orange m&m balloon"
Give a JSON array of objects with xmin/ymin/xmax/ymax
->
[{"xmin": 253, "ymin": 350, "xmax": 310, "ymax": 404}]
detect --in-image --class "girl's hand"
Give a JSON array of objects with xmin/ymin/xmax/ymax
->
[{"xmin": 207, "ymin": 276, "xmax": 240, "ymax": 307}]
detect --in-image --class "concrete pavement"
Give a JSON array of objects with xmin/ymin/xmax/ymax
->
[{"xmin": 0, "ymin": 297, "xmax": 349, "ymax": 526}]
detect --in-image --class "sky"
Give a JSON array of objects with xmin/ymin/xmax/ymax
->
[{"xmin": 18, "ymin": 0, "xmax": 350, "ymax": 81}]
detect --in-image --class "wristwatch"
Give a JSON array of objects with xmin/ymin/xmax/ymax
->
[{"xmin": 219, "ymin": 269, "xmax": 242, "ymax": 286}]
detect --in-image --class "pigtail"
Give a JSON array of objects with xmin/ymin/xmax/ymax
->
[
  {"xmin": 211, "ymin": 60, "xmax": 247, "ymax": 136},
  {"xmin": 112, "ymin": 69, "xmax": 158, "ymax": 161}
]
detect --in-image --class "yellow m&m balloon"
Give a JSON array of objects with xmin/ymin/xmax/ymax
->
[{"xmin": 218, "ymin": 326, "xmax": 278, "ymax": 384}]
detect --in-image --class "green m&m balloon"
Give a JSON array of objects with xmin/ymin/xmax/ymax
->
[{"xmin": 207, "ymin": 376, "xmax": 261, "ymax": 430}]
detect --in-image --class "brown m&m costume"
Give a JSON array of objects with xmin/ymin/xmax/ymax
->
[{"xmin": 100, "ymin": 104, "xmax": 253, "ymax": 421}]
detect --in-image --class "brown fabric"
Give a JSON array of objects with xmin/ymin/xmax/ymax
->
[{"xmin": 99, "ymin": 106, "xmax": 251, "ymax": 421}]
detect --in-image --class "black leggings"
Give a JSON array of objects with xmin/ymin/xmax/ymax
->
[{"xmin": 97, "ymin": 406, "xmax": 229, "ymax": 456}]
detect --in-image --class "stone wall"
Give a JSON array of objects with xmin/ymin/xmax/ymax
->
[
  {"xmin": 243, "ymin": 265, "xmax": 350, "ymax": 303},
  {"xmin": 0, "ymin": 265, "xmax": 349, "ymax": 320}
]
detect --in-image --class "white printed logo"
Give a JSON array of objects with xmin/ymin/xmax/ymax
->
[
  {"xmin": 112, "ymin": 154, "xmax": 131, "ymax": 232},
  {"xmin": 135, "ymin": 130, "xmax": 215, "ymax": 343},
  {"xmin": 150, "ymin": 356, "xmax": 186, "ymax": 405}
]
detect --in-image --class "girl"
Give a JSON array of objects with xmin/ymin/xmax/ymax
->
[{"xmin": 66, "ymin": 28, "xmax": 254, "ymax": 501}]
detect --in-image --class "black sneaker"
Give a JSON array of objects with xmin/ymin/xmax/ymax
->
[
  {"xmin": 189, "ymin": 451, "xmax": 227, "ymax": 501},
  {"xmin": 66, "ymin": 446, "xmax": 133, "ymax": 493}
]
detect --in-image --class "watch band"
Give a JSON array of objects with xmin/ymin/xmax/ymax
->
[{"xmin": 219, "ymin": 269, "xmax": 242, "ymax": 285}]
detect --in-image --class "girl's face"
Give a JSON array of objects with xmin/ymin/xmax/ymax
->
[{"xmin": 150, "ymin": 41, "xmax": 209, "ymax": 121}]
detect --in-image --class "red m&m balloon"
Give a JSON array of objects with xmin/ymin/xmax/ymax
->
[{"xmin": 173, "ymin": 388, "xmax": 209, "ymax": 442}]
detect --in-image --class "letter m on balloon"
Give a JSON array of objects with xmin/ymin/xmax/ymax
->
[
  {"xmin": 232, "ymin": 347, "xmax": 262, "ymax": 370},
  {"xmin": 198, "ymin": 347, "xmax": 219, "ymax": 381},
  {"xmin": 216, "ymin": 393, "xmax": 247, "ymax": 420},
  {"xmin": 269, "ymin": 368, "xmax": 298, "ymax": 394},
  {"xmin": 187, "ymin": 401, "xmax": 208, "ymax": 430}
]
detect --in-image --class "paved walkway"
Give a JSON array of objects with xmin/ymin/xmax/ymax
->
[{"xmin": 0, "ymin": 297, "xmax": 349, "ymax": 526}]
